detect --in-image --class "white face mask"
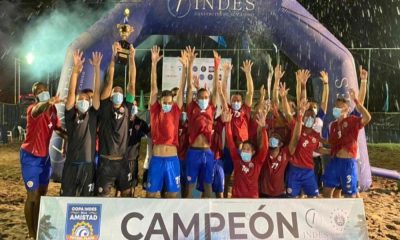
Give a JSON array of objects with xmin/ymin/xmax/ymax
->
[
  {"xmin": 131, "ymin": 105, "xmax": 138, "ymax": 116},
  {"xmin": 304, "ymin": 116, "xmax": 315, "ymax": 128},
  {"xmin": 76, "ymin": 100, "xmax": 90, "ymax": 114},
  {"xmin": 232, "ymin": 101, "xmax": 242, "ymax": 111},
  {"xmin": 37, "ymin": 91, "xmax": 50, "ymax": 102}
]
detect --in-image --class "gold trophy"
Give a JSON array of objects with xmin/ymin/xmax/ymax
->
[{"xmin": 116, "ymin": 8, "xmax": 134, "ymax": 65}]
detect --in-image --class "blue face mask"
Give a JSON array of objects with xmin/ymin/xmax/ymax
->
[
  {"xmin": 232, "ymin": 101, "xmax": 242, "ymax": 111},
  {"xmin": 304, "ymin": 116, "xmax": 315, "ymax": 128},
  {"xmin": 198, "ymin": 99, "xmax": 209, "ymax": 110},
  {"xmin": 112, "ymin": 92, "xmax": 124, "ymax": 105},
  {"xmin": 131, "ymin": 105, "xmax": 138, "ymax": 116},
  {"xmin": 240, "ymin": 151, "xmax": 252, "ymax": 162},
  {"xmin": 332, "ymin": 107, "xmax": 342, "ymax": 119},
  {"xmin": 269, "ymin": 137, "xmax": 280, "ymax": 148},
  {"xmin": 76, "ymin": 100, "xmax": 90, "ymax": 114},
  {"xmin": 162, "ymin": 104, "xmax": 172, "ymax": 113},
  {"xmin": 37, "ymin": 91, "xmax": 50, "ymax": 102}
]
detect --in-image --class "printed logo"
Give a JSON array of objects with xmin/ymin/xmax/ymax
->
[
  {"xmin": 167, "ymin": 0, "xmax": 192, "ymax": 18},
  {"xmin": 65, "ymin": 204, "xmax": 102, "ymax": 240},
  {"xmin": 27, "ymin": 181, "xmax": 34, "ymax": 188},
  {"xmin": 305, "ymin": 208, "xmax": 349, "ymax": 233},
  {"xmin": 329, "ymin": 208, "xmax": 349, "ymax": 233}
]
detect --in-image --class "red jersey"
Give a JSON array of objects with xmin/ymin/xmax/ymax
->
[
  {"xmin": 211, "ymin": 117, "xmax": 224, "ymax": 160},
  {"xmin": 291, "ymin": 125, "xmax": 321, "ymax": 169},
  {"xmin": 259, "ymin": 147, "xmax": 291, "ymax": 196},
  {"xmin": 150, "ymin": 102, "xmax": 181, "ymax": 147},
  {"xmin": 226, "ymin": 122, "xmax": 269, "ymax": 198},
  {"xmin": 329, "ymin": 115, "xmax": 363, "ymax": 158},
  {"xmin": 187, "ymin": 101, "xmax": 216, "ymax": 145},
  {"xmin": 21, "ymin": 104, "xmax": 61, "ymax": 157},
  {"xmin": 230, "ymin": 103, "xmax": 251, "ymax": 143},
  {"xmin": 178, "ymin": 120, "xmax": 189, "ymax": 160}
]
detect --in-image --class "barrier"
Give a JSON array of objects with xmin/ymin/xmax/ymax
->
[{"xmin": 38, "ymin": 197, "xmax": 368, "ymax": 240}]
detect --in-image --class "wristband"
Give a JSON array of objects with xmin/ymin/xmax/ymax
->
[
  {"xmin": 361, "ymin": 80, "xmax": 367, "ymax": 83},
  {"xmin": 126, "ymin": 93, "xmax": 135, "ymax": 103}
]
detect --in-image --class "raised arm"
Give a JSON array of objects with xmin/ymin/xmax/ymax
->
[
  {"xmin": 176, "ymin": 49, "xmax": 188, "ymax": 109},
  {"xmin": 222, "ymin": 62, "xmax": 232, "ymax": 103},
  {"xmin": 288, "ymin": 99, "xmax": 308, "ymax": 155},
  {"xmin": 272, "ymin": 64, "xmax": 285, "ymax": 105},
  {"xmin": 319, "ymin": 71, "xmax": 329, "ymax": 113},
  {"xmin": 149, "ymin": 46, "xmax": 163, "ymax": 107},
  {"xmin": 186, "ymin": 46, "xmax": 197, "ymax": 105},
  {"xmin": 32, "ymin": 95, "xmax": 63, "ymax": 118},
  {"xmin": 254, "ymin": 110, "xmax": 269, "ymax": 163},
  {"xmin": 217, "ymin": 79, "xmax": 228, "ymax": 110},
  {"xmin": 241, "ymin": 60, "xmax": 254, "ymax": 107},
  {"xmin": 66, "ymin": 50, "xmax": 85, "ymax": 110},
  {"xmin": 279, "ymin": 82, "xmax": 293, "ymax": 122},
  {"xmin": 358, "ymin": 66, "xmax": 368, "ymax": 105},
  {"xmin": 349, "ymin": 88, "xmax": 372, "ymax": 126},
  {"xmin": 127, "ymin": 45, "xmax": 136, "ymax": 102},
  {"xmin": 101, "ymin": 42, "xmax": 118, "ymax": 100},
  {"xmin": 266, "ymin": 53, "xmax": 274, "ymax": 100},
  {"xmin": 211, "ymin": 50, "xmax": 221, "ymax": 107},
  {"xmin": 89, "ymin": 52, "xmax": 103, "ymax": 110},
  {"xmin": 296, "ymin": 69, "xmax": 310, "ymax": 107}
]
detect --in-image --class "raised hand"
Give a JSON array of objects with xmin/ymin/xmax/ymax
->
[
  {"xmin": 222, "ymin": 62, "xmax": 233, "ymax": 73},
  {"xmin": 274, "ymin": 64, "xmax": 285, "ymax": 81},
  {"xmin": 296, "ymin": 69, "xmax": 311, "ymax": 85},
  {"xmin": 151, "ymin": 45, "xmax": 163, "ymax": 64},
  {"xmin": 112, "ymin": 42, "xmax": 121, "ymax": 58},
  {"xmin": 186, "ymin": 46, "xmax": 197, "ymax": 64},
  {"xmin": 73, "ymin": 49, "xmax": 85, "ymax": 73},
  {"xmin": 359, "ymin": 65, "xmax": 368, "ymax": 81},
  {"xmin": 278, "ymin": 82, "xmax": 289, "ymax": 98},
  {"xmin": 240, "ymin": 60, "xmax": 254, "ymax": 74},
  {"xmin": 320, "ymin": 71, "xmax": 329, "ymax": 84},
  {"xmin": 221, "ymin": 108, "xmax": 232, "ymax": 123},
  {"xmin": 179, "ymin": 49, "xmax": 189, "ymax": 68},
  {"xmin": 89, "ymin": 52, "xmax": 103, "ymax": 67}
]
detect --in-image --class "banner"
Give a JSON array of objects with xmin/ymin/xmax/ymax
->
[
  {"xmin": 162, "ymin": 57, "xmax": 232, "ymax": 95},
  {"xmin": 38, "ymin": 197, "xmax": 368, "ymax": 240}
]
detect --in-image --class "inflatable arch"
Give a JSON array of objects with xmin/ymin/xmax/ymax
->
[{"xmin": 51, "ymin": 0, "xmax": 372, "ymax": 190}]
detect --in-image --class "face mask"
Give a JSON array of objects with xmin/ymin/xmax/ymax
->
[
  {"xmin": 162, "ymin": 104, "xmax": 172, "ymax": 113},
  {"xmin": 131, "ymin": 105, "xmax": 138, "ymax": 116},
  {"xmin": 181, "ymin": 112, "xmax": 187, "ymax": 122},
  {"xmin": 240, "ymin": 151, "xmax": 252, "ymax": 162},
  {"xmin": 304, "ymin": 116, "xmax": 315, "ymax": 128},
  {"xmin": 37, "ymin": 91, "xmax": 50, "ymax": 102},
  {"xmin": 198, "ymin": 99, "xmax": 209, "ymax": 110},
  {"xmin": 76, "ymin": 100, "xmax": 90, "ymax": 114},
  {"xmin": 111, "ymin": 92, "xmax": 124, "ymax": 105},
  {"xmin": 232, "ymin": 101, "xmax": 242, "ymax": 111},
  {"xmin": 332, "ymin": 107, "xmax": 342, "ymax": 119},
  {"xmin": 269, "ymin": 137, "xmax": 279, "ymax": 148}
]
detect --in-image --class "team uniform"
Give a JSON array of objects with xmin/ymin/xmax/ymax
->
[
  {"xmin": 147, "ymin": 102, "xmax": 181, "ymax": 193},
  {"xmin": 125, "ymin": 116, "xmax": 150, "ymax": 188},
  {"xmin": 223, "ymin": 103, "xmax": 251, "ymax": 175},
  {"xmin": 259, "ymin": 147, "xmax": 291, "ymax": 198},
  {"xmin": 61, "ymin": 107, "xmax": 98, "ymax": 196},
  {"xmin": 323, "ymin": 115, "xmax": 364, "ymax": 196},
  {"xmin": 96, "ymin": 99, "xmax": 132, "ymax": 196},
  {"xmin": 20, "ymin": 104, "xmax": 61, "ymax": 191},
  {"xmin": 287, "ymin": 121, "xmax": 321, "ymax": 197},
  {"xmin": 186, "ymin": 101, "xmax": 216, "ymax": 186},
  {"xmin": 225, "ymin": 122, "xmax": 269, "ymax": 198},
  {"xmin": 197, "ymin": 116, "xmax": 225, "ymax": 194}
]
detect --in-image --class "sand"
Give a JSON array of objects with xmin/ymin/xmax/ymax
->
[{"xmin": 0, "ymin": 142, "xmax": 399, "ymax": 240}]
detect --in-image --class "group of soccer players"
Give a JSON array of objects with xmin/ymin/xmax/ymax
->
[{"xmin": 20, "ymin": 43, "xmax": 371, "ymax": 238}]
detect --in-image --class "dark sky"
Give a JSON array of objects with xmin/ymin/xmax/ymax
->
[{"xmin": 0, "ymin": 0, "xmax": 399, "ymax": 109}]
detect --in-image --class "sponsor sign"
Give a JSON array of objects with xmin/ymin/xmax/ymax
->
[{"xmin": 38, "ymin": 197, "xmax": 368, "ymax": 240}]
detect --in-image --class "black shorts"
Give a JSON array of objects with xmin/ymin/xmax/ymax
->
[
  {"xmin": 61, "ymin": 162, "xmax": 95, "ymax": 197},
  {"xmin": 96, "ymin": 157, "xmax": 131, "ymax": 196}
]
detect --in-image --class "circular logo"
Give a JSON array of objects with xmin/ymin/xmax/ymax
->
[
  {"xmin": 199, "ymin": 75, "xmax": 205, "ymax": 81},
  {"xmin": 207, "ymin": 74, "xmax": 213, "ymax": 80},
  {"xmin": 193, "ymin": 66, "xmax": 198, "ymax": 72},
  {"xmin": 72, "ymin": 222, "xmax": 93, "ymax": 237},
  {"xmin": 27, "ymin": 181, "xmax": 34, "ymax": 188},
  {"xmin": 98, "ymin": 187, "xmax": 103, "ymax": 193},
  {"xmin": 167, "ymin": 0, "xmax": 192, "ymax": 18},
  {"xmin": 201, "ymin": 66, "xmax": 207, "ymax": 72},
  {"xmin": 287, "ymin": 188, "xmax": 292, "ymax": 194}
]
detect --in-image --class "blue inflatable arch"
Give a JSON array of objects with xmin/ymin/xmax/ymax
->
[{"xmin": 52, "ymin": 0, "xmax": 372, "ymax": 190}]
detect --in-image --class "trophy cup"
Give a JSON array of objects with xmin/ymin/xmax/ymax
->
[{"xmin": 116, "ymin": 8, "xmax": 134, "ymax": 65}]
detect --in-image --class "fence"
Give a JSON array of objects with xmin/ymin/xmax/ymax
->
[{"xmin": 0, "ymin": 103, "xmax": 29, "ymax": 143}]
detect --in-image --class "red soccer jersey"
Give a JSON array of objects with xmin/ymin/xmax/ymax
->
[
  {"xmin": 187, "ymin": 101, "xmax": 216, "ymax": 145},
  {"xmin": 178, "ymin": 120, "xmax": 189, "ymax": 160},
  {"xmin": 290, "ymin": 126, "xmax": 321, "ymax": 169},
  {"xmin": 230, "ymin": 103, "xmax": 251, "ymax": 143},
  {"xmin": 150, "ymin": 102, "xmax": 181, "ymax": 147},
  {"xmin": 211, "ymin": 117, "xmax": 224, "ymax": 160},
  {"xmin": 259, "ymin": 147, "xmax": 291, "ymax": 196},
  {"xmin": 21, "ymin": 104, "xmax": 61, "ymax": 157},
  {"xmin": 226, "ymin": 122, "xmax": 269, "ymax": 198},
  {"xmin": 329, "ymin": 115, "xmax": 363, "ymax": 158}
]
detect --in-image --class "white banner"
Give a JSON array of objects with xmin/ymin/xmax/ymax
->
[
  {"xmin": 37, "ymin": 197, "xmax": 368, "ymax": 240},
  {"xmin": 162, "ymin": 57, "xmax": 232, "ymax": 94}
]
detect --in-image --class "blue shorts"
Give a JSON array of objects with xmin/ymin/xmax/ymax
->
[
  {"xmin": 197, "ymin": 159, "xmax": 225, "ymax": 193},
  {"xmin": 323, "ymin": 157, "xmax": 358, "ymax": 196},
  {"xmin": 186, "ymin": 148, "xmax": 215, "ymax": 184},
  {"xmin": 286, "ymin": 164, "xmax": 319, "ymax": 197},
  {"xmin": 223, "ymin": 147, "xmax": 234, "ymax": 175},
  {"xmin": 147, "ymin": 156, "xmax": 180, "ymax": 193},
  {"xmin": 20, "ymin": 148, "xmax": 51, "ymax": 191}
]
